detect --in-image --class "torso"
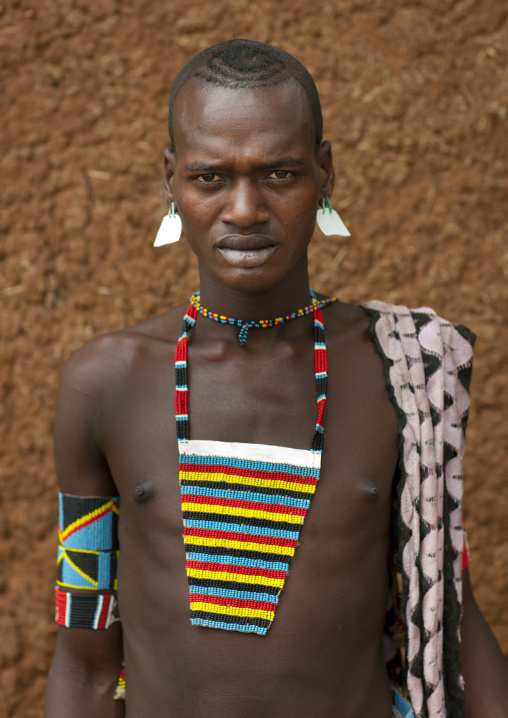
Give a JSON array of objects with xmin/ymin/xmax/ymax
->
[{"xmin": 83, "ymin": 299, "xmax": 399, "ymax": 717}]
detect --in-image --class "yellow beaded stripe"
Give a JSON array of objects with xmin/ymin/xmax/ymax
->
[
  {"xmin": 184, "ymin": 533, "xmax": 294, "ymax": 557},
  {"xmin": 179, "ymin": 470, "xmax": 316, "ymax": 494},
  {"xmin": 180, "ymin": 500, "xmax": 306, "ymax": 524},
  {"xmin": 187, "ymin": 566, "xmax": 286, "ymax": 589}
]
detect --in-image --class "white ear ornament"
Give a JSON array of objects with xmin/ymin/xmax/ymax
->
[
  {"xmin": 316, "ymin": 197, "xmax": 350, "ymax": 237},
  {"xmin": 153, "ymin": 203, "xmax": 182, "ymax": 246}
]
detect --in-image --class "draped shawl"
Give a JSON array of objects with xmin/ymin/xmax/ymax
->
[{"xmin": 362, "ymin": 301, "xmax": 475, "ymax": 718}]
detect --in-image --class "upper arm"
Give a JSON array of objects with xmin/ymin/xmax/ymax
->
[
  {"xmin": 47, "ymin": 340, "xmax": 124, "ymax": 713},
  {"xmin": 54, "ymin": 341, "xmax": 117, "ymax": 496}
]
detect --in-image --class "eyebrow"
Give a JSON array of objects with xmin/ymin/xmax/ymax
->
[{"xmin": 183, "ymin": 156, "xmax": 307, "ymax": 172}]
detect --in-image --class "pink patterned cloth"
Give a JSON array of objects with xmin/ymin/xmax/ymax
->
[{"xmin": 363, "ymin": 301, "xmax": 475, "ymax": 718}]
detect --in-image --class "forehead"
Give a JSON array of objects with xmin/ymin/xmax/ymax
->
[{"xmin": 171, "ymin": 81, "xmax": 316, "ymax": 161}]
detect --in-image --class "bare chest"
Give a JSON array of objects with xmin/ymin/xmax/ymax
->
[{"xmin": 101, "ymin": 329, "xmax": 399, "ymax": 558}]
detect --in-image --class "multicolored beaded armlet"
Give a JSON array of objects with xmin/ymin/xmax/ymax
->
[{"xmin": 174, "ymin": 293, "xmax": 333, "ymax": 634}]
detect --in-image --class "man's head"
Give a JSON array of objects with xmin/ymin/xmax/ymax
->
[
  {"xmin": 168, "ymin": 39, "xmax": 323, "ymax": 154},
  {"xmin": 163, "ymin": 41, "xmax": 335, "ymax": 295}
]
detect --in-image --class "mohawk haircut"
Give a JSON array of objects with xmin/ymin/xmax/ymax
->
[{"xmin": 168, "ymin": 39, "xmax": 323, "ymax": 152}]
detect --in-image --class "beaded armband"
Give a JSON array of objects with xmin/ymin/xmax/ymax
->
[
  {"xmin": 55, "ymin": 587, "xmax": 119, "ymax": 629},
  {"xmin": 57, "ymin": 494, "xmax": 120, "ymax": 591}
]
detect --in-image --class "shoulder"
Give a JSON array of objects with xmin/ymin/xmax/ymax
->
[{"xmin": 58, "ymin": 303, "xmax": 187, "ymax": 398}]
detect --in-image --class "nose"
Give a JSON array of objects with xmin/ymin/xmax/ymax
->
[{"xmin": 220, "ymin": 180, "xmax": 269, "ymax": 229}]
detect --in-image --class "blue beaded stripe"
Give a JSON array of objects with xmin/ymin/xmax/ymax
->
[
  {"xmin": 190, "ymin": 574, "xmax": 281, "ymax": 595},
  {"xmin": 181, "ymin": 510, "xmax": 302, "ymax": 534},
  {"xmin": 179, "ymin": 453, "xmax": 321, "ymax": 477},
  {"xmin": 191, "ymin": 617, "xmax": 270, "ymax": 634},
  {"xmin": 182, "ymin": 484, "xmax": 311, "ymax": 509},
  {"xmin": 186, "ymin": 552, "xmax": 291, "ymax": 572},
  {"xmin": 180, "ymin": 478, "xmax": 313, "ymax": 501},
  {"xmin": 183, "ymin": 518, "xmax": 300, "ymax": 540},
  {"xmin": 189, "ymin": 584, "xmax": 280, "ymax": 604}
]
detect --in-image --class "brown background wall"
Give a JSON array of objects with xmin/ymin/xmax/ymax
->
[{"xmin": 1, "ymin": 0, "xmax": 507, "ymax": 715}]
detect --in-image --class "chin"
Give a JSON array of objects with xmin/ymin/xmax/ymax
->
[{"xmin": 218, "ymin": 270, "xmax": 284, "ymax": 294}]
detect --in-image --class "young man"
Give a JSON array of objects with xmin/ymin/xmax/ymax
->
[{"xmin": 45, "ymin": 40, "xmax": 508, "ymax": 718}]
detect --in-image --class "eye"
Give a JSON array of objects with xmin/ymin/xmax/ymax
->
[
  {"xmin": 195, "ymin": 173, "xmax": 221, "ymax": 183},
  {"xmin": 268, "ymin": 170, "xmax": 293, "ymax": 180}
]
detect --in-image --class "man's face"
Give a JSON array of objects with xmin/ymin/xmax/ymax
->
[{"xmin": 164, "ymin": 81, "xmax": 334, "ymax": 293}]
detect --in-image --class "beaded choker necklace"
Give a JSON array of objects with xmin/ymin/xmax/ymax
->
[
  {"xmin": 189, "ymin": 290, "xmax": 337, "ymax": 344},
  {"xmin": 175, "ymin": 294, "xmax": 332, "ymax": 635}
]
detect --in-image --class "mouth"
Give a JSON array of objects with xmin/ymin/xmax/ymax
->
[{"xmin": 215, "ymin": 235, "xmax": 278, "ymax": 268}]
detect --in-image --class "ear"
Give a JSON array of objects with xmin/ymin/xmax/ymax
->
[
  {"xmin": 162, "ymin": 146, "xmax": 177, "ymax": 204},
  {"xmin": 317, "ymin": 140, "xmax": 335, "ymax": 203}
]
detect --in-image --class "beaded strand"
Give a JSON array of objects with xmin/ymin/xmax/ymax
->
[
  {"xmin": 189, "ymin": 290, "xmax": 337, "ymax": 344},
  {"xmin": 174, "ymin": 293, "xmax": 333, "ymax": 633},
  {"xmin": 175, "ymin": 294, "xmax": 332, "ymax": 451}
]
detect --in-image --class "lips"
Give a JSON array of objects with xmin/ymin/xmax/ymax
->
[
  {"xmin": 215, "ymin": 235, "xmax": 278, "ymax": 268},
  {"xmin": 216, "ymin": 235, "xmax": 276, "ymax": 251}
]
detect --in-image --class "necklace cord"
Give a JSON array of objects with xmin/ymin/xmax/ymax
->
[
  {"xmin": 175, "ymin": 291, "xmax": 334, "ymax": 452},
  {"xmin": 189, "ymin": 291, "xmax": 337, "ymax": 345}
]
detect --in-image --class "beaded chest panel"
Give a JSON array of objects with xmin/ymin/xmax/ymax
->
[
  {"xmin": 175, "ymin": 298, "xmax": 329, "ymax": 634},
  {"xmin": 179, "ymin": 440, "xmax": 321, "ymax": 634}
]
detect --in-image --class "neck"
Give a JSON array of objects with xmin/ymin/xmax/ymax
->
[{"xmin": 196, "ymin": 258, "xmax": 313, "ymax": 322}]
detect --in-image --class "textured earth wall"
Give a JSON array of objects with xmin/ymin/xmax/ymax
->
[{"xmin": 0, "ymin": 0, "xmax": 507, "ymax": 715}]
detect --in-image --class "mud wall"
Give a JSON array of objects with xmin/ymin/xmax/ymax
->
[{"xmin": 1, "ymin": 1, "xmax": 507, "ymax": 715}]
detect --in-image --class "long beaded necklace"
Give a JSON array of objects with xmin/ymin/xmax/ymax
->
[
  {"xmin": 189, "ymin": 290, "xmax": 337, "ymax": 344},
  {"xmin": 174, "ymin": 292, "xmax": 333, "ymax": 634}
]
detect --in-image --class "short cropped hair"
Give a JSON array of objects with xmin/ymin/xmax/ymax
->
[{"xmin": 168, "ymin": 39, "xmax": 323, "ymax": 152}]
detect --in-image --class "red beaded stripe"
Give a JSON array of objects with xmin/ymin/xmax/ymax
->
[
  {"xmin": 175, "ymin": 333, "xmax": 189, "ymax": 362},
  {"xmin": 181, "ymin": 493, "xmax": 307, "ymax": 516},
  {"xmin": 96, "ymin": 599, "xmax": 113, "ymax": 628},
  {"xmin": 187, "ymin": 560, "xmax": 286, "ymax": 580},
  {"xmin": 189, "ymin": 593, "xmax": 278, "ymax": 613},
  {"xmin": 175, "ymin": 391, "xmax": 188, "ymax": 417},
  {"xmin": 316, "ymin": 398, "xmax": 326, "ymax": 427},
  {"xmin": 55, "ymin": 586, "xmax": 67, "ymax": 624},
  {"xmin": 184, "ymin": 526, "xmax": 298, "ymax": 548},
  {"xmin": 181, "ymin": 463, "xmax": 318, "ymax": 486}
]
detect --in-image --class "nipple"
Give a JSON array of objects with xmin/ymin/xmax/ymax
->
[
  {"xmin": 361, "ymin": 479, "xmax": 381, "ymax": 503},
  {"xmin": 133, "ymin": 478, "xmax": 156, "ymax": 504}
]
